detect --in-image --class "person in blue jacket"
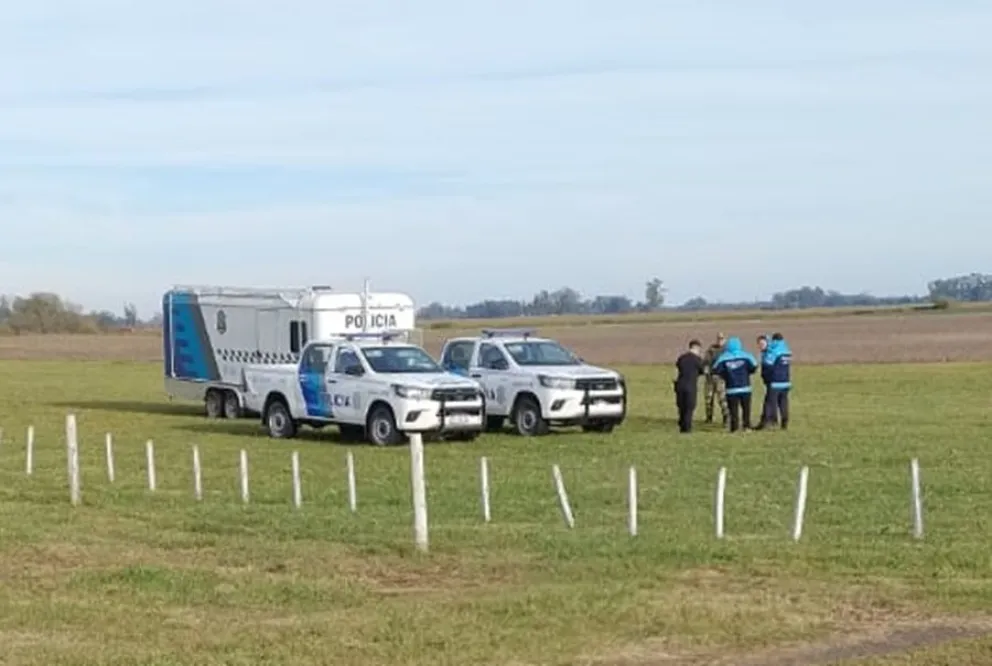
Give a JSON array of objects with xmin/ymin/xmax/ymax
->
[
  {"xmin": 711, "ymin": 336, "xmax": 758, "ymax": 432},
  {"xmin": 759, "ymin": 332, "xmax": 792, "ymax": 429}
]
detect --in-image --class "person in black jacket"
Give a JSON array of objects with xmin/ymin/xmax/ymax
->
[{"xmin": 673, "ymin": 339, "xmax": 705, "ymax": 433}]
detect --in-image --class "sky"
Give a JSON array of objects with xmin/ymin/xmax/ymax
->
[{"xmin": 1, "ymin": 1, "xmax": 990, "ymax": 316}]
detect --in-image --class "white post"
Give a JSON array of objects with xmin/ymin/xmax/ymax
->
[
  {"xmin": 409, "ymin": 432, "xmax": 428, "ymax": 551},
  {"xmin": 715, "ymin": 467, "xmax": 726, "ymax": 538},
  {"xmin": 551, "ymin": 464, "xmax": 575, "ymax": 528},
  {"xmin": 239, "ymin": 449, "xmax": 249, "ymax": 504},
  {"xmin": 66, "ymin": 414, "xmax": 80, "ymax": 506},
  {"xmin": 628, "ymin": 466, "xmax": 638, "ymax": 536},
  {"xmin": 291, "ymin": 451, "xmax": 302, "ymax": 508},
  {"xmin": 145, "ymin": 440, "xmax": 156, "ymax": 491},
  {"xmin": 480, "ymin": 457, "xmax": 491, "ymax": 522},
  {"xmin": 192, "ymin": 445, "xmax": 202, "ymax": 500},
  {"xmin": 105, "ymin": 433, "xmax": 115, "ymax": 482},
  {"xmin": 25, "ymin": 425, "xmax": 34, "ymax": 475},
  {"xmin": 346, "ymin": 452, "xmax": 356, "ymax": 512},
  {"xmin": 910, "ymin": 458, "xmax": 923, "ymax": 539},
  {"xmin": 792, "ymin": 466, "xmax": 809, "ymax": 542}
]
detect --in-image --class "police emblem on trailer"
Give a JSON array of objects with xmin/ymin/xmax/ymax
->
[{"xmin": 216, "ymin": 310, "xmax": 227, "ymax": 334}]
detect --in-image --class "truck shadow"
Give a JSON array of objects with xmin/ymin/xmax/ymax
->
[
  {"xmin": 49, "ymin": 400, "xmax": 202, "ymax": 417},
  {"xmin": 174, "ymin": 422, "xmax": 498, "ymax": 446}
]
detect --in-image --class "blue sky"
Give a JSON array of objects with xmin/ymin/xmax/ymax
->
[{"xmin": 1, "ymin": 0, "xmax": 990, "ymax": 316}]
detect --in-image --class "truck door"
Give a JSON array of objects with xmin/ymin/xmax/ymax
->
[
  {"xmin": 474, "ymin": 343, "xmax": 511, "ymax": 415},
  {"xmin": 298, "ymin": 343, "xmax": 335, "ymax": 419},
  {"xmin": 328, "ymin": 346, "xmax": 363, "ymax": 424}
]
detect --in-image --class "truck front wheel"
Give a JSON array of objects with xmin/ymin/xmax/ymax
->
[
  {"xmin": 265, "ymin": 400, "xmax": 297, "ymax": 439},
  {"xmin": 366, "ymin": 405, "xmax": 403, "ymax": 446},
  {"xmin": 512, "ymin": 396, "xmax": 549, "ymax": 437}
]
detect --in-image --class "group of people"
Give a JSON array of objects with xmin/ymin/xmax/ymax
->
[{"xmin": 673, "ymin": 331, "xmax": 792, "ymax": 433}]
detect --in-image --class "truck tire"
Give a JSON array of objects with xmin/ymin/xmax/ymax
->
[
  {"xmin": 205, "ymin": 390, "xmax": 223, "ymax": 419},
  {"xmin": 366, "ymin": 405, "xmax": 403, "ymax": 446},
  {"xmin": 512, "ymin": 396, "xmax": 549, "ymax": 437},
  {"xmin": 264, "ymin": 400, "xmax": 297, "ymax": 439},
  {"xmin": 222, "ymin": 391, "xmax": 241, "ymax": 419}
]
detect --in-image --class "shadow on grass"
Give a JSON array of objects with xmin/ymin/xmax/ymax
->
[{"xmin": 50, "ymin": 400, "xmax": 202, "ymax": 417}]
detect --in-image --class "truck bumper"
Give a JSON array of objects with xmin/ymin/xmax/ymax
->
[
  {"xmin": 394, "ymin": 400, "xmax": 485, "ymax": 433},
  {"xmin": 543, "ymin": 389, "xmax": 626, "ymax": 425}
]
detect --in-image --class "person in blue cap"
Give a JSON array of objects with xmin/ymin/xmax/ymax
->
[
  {"xmin": 758, "ymin": 332, "xmax": 792, "ymax": 429},
  {"xmin": 711, "ymin": 336, "xmax": 758, "ymax": 431}
]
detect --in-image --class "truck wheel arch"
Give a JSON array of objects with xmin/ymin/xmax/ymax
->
[{"xmin": 263, "ymin": 392, "xmax": 289, "ymax": 420}]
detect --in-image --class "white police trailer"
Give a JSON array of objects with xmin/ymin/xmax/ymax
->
[
  {"xmin": 162, "ymin": 282, "xmax": 417, "ymax": 419},
  {"xmin": 241, "ymin": 331, "xmax": 486, "ymax": 445},
  {"xmin": 439, "ymin": 328, "xmax": 627, "ymax": 436}
]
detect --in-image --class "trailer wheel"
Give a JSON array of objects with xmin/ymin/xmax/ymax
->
[
  {"xmin": 222, "ymin": 391, "xmax": 241, "ymax": 419},
  {"xmin": 264, "ymin": 400, "xmax": 297, "ymax": 439},
  {"xmin": 366, "ymin": 405, "xmax": 403, "ymax": 446},
  {"xmin": 205, "ymin": 390, "xmax": 223, "ymax": 419}
]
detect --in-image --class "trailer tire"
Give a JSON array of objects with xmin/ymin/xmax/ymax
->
[
  {"xmin": 222, "ymin": 391, "xmax": 241, "ymax": 419},
  {"xmin": 205, "ymin": 389, "xmax": 223, "ymax": 419},
  {"xmin": 264, "ymin": 400, "xmax": 297, "ymax": 439},
  {"xmin": 366, "ymin": 404, "xmax": 403, "ymax": 446}
]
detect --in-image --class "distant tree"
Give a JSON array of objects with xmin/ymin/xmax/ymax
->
[
  {"xmin": 123, "ymin": 302, "xmax": 138, "ymax": 327},
  {"xmin": 643, "ymin": 278, "xmax": 665, "ymax": 310},
  {"xmin": 927, "ymin": 273, "xmax": 992, "ymax": 302}
]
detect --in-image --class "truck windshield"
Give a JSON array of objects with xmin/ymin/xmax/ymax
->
[
  {"xmin": 504, "ymin": 341, "xmax": 580, "ymax": 366},
  {"xmin": 361, "ymin": 346, "xmax": 442, "ymax": 373}
]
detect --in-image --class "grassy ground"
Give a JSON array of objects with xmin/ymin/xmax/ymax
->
[{"xmin": 1, "ymin": 361, "xmax": 991, "ymax": 664}]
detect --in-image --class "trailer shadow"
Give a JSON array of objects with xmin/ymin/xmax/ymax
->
[{"xmin": 50, "ymin": 400, "xmax": 202, "ymax": 417}]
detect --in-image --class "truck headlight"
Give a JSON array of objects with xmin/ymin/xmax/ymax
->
[
  {"xmin": 538, "ymin": 375, "xmax": 576, "ymax": 390},
  {"xmin": 392, "ymin": 384, "xmax": 431, "ymax": 400}
]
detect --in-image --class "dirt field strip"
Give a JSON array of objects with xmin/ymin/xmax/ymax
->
[
  {"xmin": 594, "ymin": 618, "xmax": 992, "ymax": 665},
  {"xmin": 3, "ymin": 311, "xmax": 992, "ymax": 364}
]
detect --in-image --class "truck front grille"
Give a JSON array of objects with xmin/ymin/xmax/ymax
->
[
  {"xmin": 431, "ymin": 387, "xmax": 479, "ymax": 402},
  {"xmin": 575, "ymin": 377, "xmax": 619, "ymax": 391}
]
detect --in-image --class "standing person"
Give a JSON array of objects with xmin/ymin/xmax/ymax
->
[
  {"xmin": 673, "ymin": 339, "xmax": 706, "ymax": 433},
  {"xmin": 712, "ymin": 336, "xmax": 758, "ymax": 432},
  {"xmin": 756, "ymin": 334, "xmax": 775, "ymax": 428},
  {"xmin": 764, "ymin": 332, "xmax": 793, "ymax": 429},
  {"xmin": 702, "ymin": 333, "xmax": 728, "ymax": 426}
]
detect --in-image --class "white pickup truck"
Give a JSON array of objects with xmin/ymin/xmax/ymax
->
[
  {"xmin": 439, "ymin": 329, "xmax": 627, "ymax": 436},
  {"xmin": 242, "ymin": 334, "xmax": 485, "ymax": 445}
]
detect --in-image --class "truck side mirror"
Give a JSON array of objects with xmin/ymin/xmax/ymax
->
[{"xmin": 344, "ymin": 365, "xmax": 364, "ymax": 377}]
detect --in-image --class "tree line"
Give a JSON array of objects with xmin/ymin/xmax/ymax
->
[
  {"xmin": 0, "ymin": 272, "xmax": 988, "ymax": 334},
  {"xmin": 0, "ymin": 293, "xmax": 154, "ymax": 335}
]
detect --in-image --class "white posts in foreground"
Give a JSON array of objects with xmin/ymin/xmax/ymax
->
[
  {"xmin": 409, "ymin": 433, "xmax": 428, "ymax": 552},
  {"xmin": 145, "ymin": 440, "xmax": 156, "ymax": 491},
  {"xmin": 714, "ymin": 467, "xmax": 727, "ymax": 538},
  {"xmin": 480, "ymin": 457, "xmax": 491, "ymax": 523},
  {"xmin": 25, "ymin": 414, "xmax": 934, "ymax": 547},
  {"xmin": 66, "ymin": 414, "xmax": 80, "ymax": 505},
  {"xmin": 291, "ymin": 451, "xmax": 302, "ymax": 509},
  {"xmin": 552, "ymin": 464, "xmax": 575, "ymax": 528},
  {"xmin": 792, "ymin": 466, "xmax": 809, "ymax": 542},
  {"xmin": 910, "ymin": 458, "xmax": 924, "ymax": 539},
  {"xmin": 627, "ymin": 466, "xmax": 638, "ymax": 536},
  {"xmin": 25, "ymin": 426, "xmax": 34, "ymax": 475},
  {"xmin": 346, "ymin": 452, "xmax": 356, "ymax": 512}
]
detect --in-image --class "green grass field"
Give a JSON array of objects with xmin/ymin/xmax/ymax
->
[{"xmin": 1, "ymin": 360, "xmax": 992, "ymax": 664}]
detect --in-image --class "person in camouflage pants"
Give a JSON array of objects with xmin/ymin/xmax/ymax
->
[{"xmin": 703, "ymin": 333, "xmax": 728, "ymax": 425}]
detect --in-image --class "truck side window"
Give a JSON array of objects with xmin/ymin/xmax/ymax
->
[
  {"xmin": 442, "ymin": 341, "xmax": 473, "ymax": 371},
  {"xmin": 290, "ymin": 321, "xmax": 301, "ymax": 353},
  {"xmin": 334, "ymin": 349, "xmax": 360, "ymax": 374},
  {"xmin": 479, "ymin": 344, "xmax": 507, "ymax": 370},
  {"xmin": 301, "ymin": 345, "xmax": 329, "ymax": 373}
]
